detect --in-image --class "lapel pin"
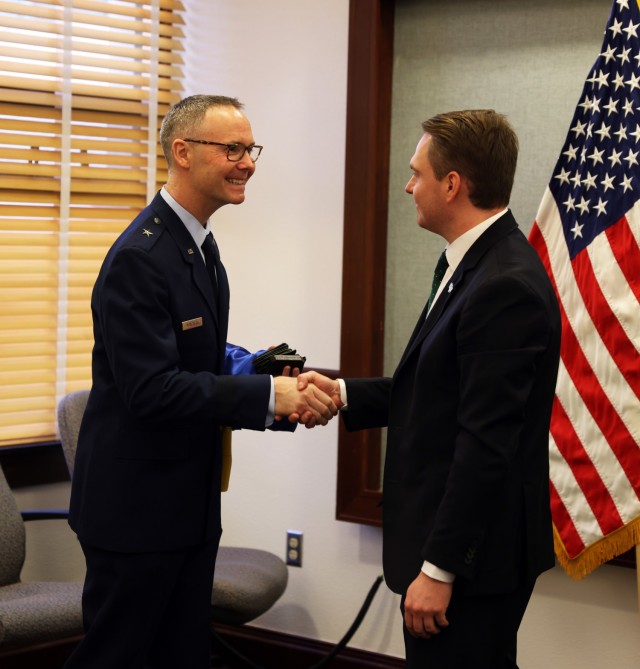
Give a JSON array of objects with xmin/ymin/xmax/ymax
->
[
  {"xmin": 187, "ymin": 248, "xmax": 194, "ymax": 255},
  {"xmin": 448, "ymin": 283, "xmax": 453, "ymax": 293},
  {"xmin": 142, "ymin": 228, "xmax": 153, "ymax": 237},
  {"xmin": 153, "ymin": 217, "xmax": 161, "ymax": 224}
]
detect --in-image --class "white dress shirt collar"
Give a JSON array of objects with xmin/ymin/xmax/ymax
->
[
  {"xmin": 160, "ymin": 186, "xmax": 211, "ymax": 260},
  {"xmin": 430, "ymin": 208, "xmax": 509, "ymax": 311},
  {"xmin": 444, "ymin": 207, "xmax": 509, "ymax": 273}
]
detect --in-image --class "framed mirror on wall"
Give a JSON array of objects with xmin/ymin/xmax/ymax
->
[{"xmin": 336, "ymin": 0, "xmax": 636, "ymax": 571}]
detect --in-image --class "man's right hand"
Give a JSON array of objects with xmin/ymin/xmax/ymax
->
[
  {"xmin": 289, "ymin": 371, "xmax": 343, "ymax": 427},
  {"xmin": 296, "ymin": 371, "xmax": 342, "ymax": 407},
  {"xmin": 273, "ymin": 375, "xmax": 338, "ymax": 428}
]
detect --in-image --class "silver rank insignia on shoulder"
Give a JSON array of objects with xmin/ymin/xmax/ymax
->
[{"xmin": 142, "ymin": 228, "xmax": 153, "ymax": 237}]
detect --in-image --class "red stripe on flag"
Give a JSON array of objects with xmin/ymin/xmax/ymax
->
[
  {"xmin": 531, "ymin": 222, "xmax": 640, "ymax": 494},
  {"xmin": 557, "ymin": 299, "xmax": 640, "ymax": 493},
  {"xmin": 550, "ymin": 396, "xmax": 623, "ymax": 537},
  {"xmin": 605, "ymin": 216, "xmax": 640, "ymax": 303},
  {"xmin": 549, "ymin": 479, "xmax": 585, "ymax": 558},
  {"xmin": 570, "ymin": 239, "xmax": 640, "ymax": 399}
]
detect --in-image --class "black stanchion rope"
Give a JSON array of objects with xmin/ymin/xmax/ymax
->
[{"xmin": 211, "ymin": 574, "xmax": 385, "ymax": 669}]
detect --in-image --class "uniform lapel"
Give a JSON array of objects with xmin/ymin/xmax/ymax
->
[{"xmin": 149, "ymin": 193, "xmax": 220, "ymax": 327}]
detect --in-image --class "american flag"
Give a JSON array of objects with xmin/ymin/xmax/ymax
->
[{"xmin": 529, "ymin": 0, "xmax": 640, "ymax": 579}]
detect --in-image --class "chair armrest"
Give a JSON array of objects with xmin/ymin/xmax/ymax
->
[{"xmin": 21, "ymin": 509, "xmax": 70, "ymax": 521}]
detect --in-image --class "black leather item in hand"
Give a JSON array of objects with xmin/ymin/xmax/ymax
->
[{"xmin": 253, "ymin": 343, "xmax": 306, "ymax": 375}]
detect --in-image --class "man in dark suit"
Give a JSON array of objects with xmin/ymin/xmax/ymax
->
[
  {"xmin": 300, "ymin": 110, "xmax": 561, "ymax": 668},
  {"xmin": 64, "ymin": 95, "xmax": 337, "ymax": 669}
]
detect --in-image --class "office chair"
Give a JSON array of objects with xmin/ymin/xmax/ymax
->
[
  {"xmin": 57, "ymin": 391, "xmax": 288, "ymax": 628},
  {"xmin": 0, "ymin": 464, "xmax": 84, "ymax": 661}
]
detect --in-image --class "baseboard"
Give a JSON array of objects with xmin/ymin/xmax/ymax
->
[
  {"xmin": 213, "ymin": 622, "xmax": 405, "ymax": 668},
  {"xmin": 0, "ymin": 626, "xmax": 404, "ymax": 669}
]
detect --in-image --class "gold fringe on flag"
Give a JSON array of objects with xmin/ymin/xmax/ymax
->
[{"xmin": 554, "ymin": 516, "xmax": 640, "ymax": 580}]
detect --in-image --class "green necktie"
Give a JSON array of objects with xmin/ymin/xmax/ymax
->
[{"xmin": 427, "ymin": 251, "xmax": 449, "ymax": 311}]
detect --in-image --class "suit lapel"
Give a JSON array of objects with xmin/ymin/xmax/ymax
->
[
  {"xmin": 396, "ymin": 272, "xmax": 459, "ymax": 371},
  {"xmin": 396, "ymin": 212, "xmax": 519, "ymax": 374}
]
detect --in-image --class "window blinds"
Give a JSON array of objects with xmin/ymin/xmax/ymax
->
[{"xmin": 0, "ymin": 0, "xmax": 185, "ymax": 446}]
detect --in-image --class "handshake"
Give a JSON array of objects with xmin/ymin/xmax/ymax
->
[{"xmin": 273, "ymin": 371, "xmax": 342, "ymax": 429}]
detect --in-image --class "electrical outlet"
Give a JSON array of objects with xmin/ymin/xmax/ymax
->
[{"xmin": 286, "ymin": 530, "xmax": 303, "ymax": 567}]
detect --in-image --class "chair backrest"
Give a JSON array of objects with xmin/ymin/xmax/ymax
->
[
  {"xmin": 57, "ymin": 390, "xmax": 90, "ymax": 477},
  {"xmin": 0, "ymin": 465, "xmax": 26, "ymax": 587}
]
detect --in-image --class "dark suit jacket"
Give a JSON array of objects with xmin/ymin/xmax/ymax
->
[
  {"xmin": 343, "ymin": 212, "xmax": 561, "ymax": 596},
  {"xmin": 69, "ymin": 192, "xmax": 271, "ymax": 553}
]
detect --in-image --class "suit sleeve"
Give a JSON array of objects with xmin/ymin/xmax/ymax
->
[
  {"xmin": 422, "ymin": 272, "xmax": 555, "ymax": 578},
  {"xmin": 341, "ymin": 377, "xmax": 392, "ymax": 431},
  {"xmin": 97, "ymin": 246, "xmax": 270, "ymax": 430}
]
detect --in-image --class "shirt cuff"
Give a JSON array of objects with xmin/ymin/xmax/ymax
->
[
  {"xmin": 266, "ymin": 376, "xmax": 275, "ymax": 427},
  {"xmin": 337, "ymin": 378, "xmax": 348, "ymax": 410},
  {"xmin": 421, "ymin": 561, "xmax": 455, "ymax": 583}
]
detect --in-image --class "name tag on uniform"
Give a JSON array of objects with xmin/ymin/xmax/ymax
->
[{"xmin": 182, "ymin": 316, "xmax": 203, "ymax": 331}]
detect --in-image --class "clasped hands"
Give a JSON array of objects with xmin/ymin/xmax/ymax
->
[{"xmin": 273, "ymin": 370, "xmax": 341, "ymax": 429}]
